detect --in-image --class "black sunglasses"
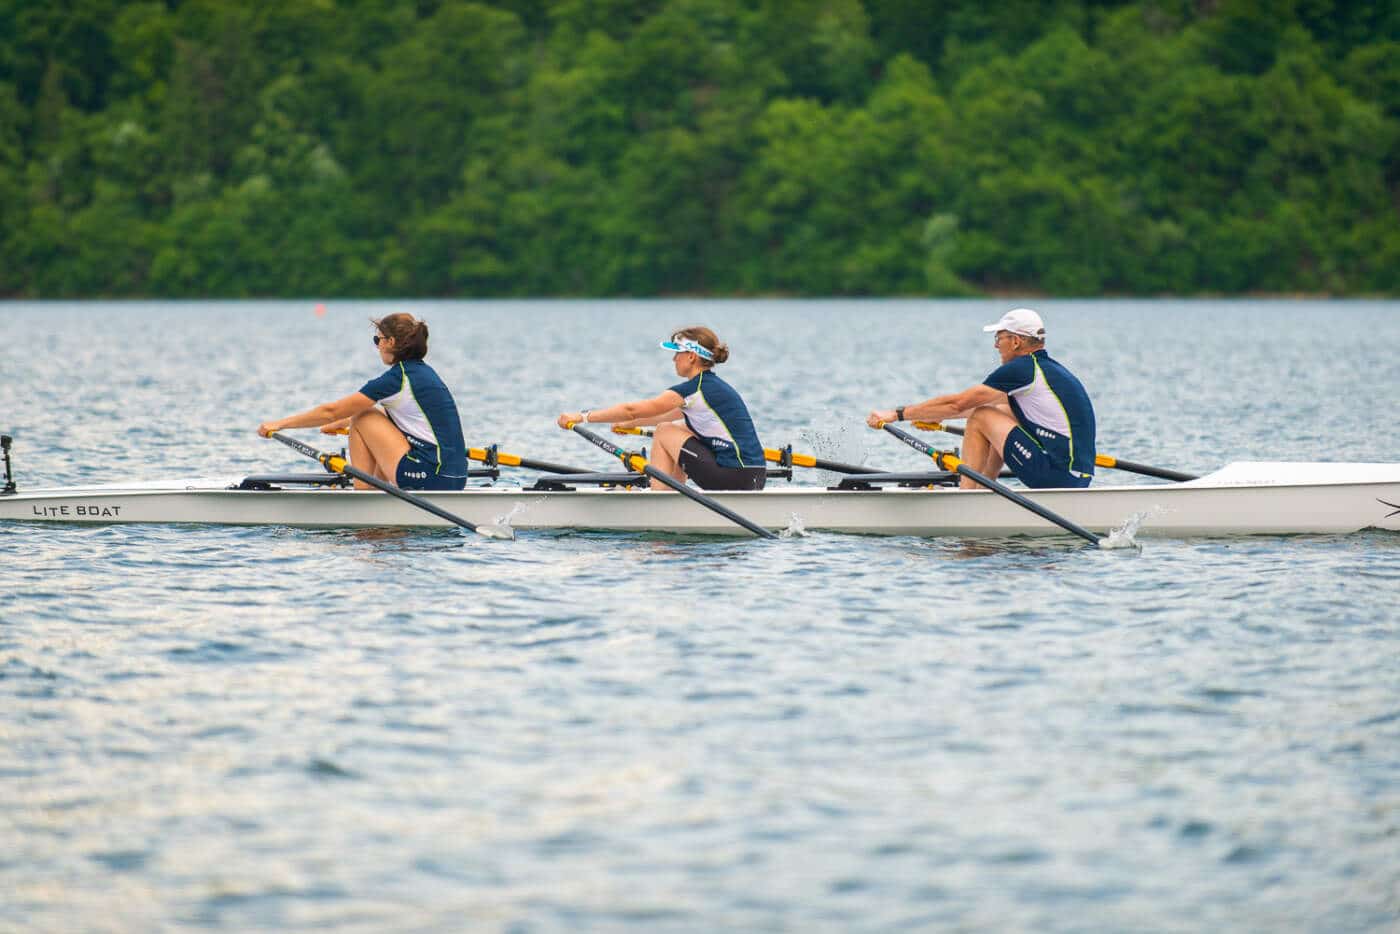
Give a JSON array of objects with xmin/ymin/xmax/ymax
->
[{"xmin": 372, "ymin": 334, "xmax": 386, "ymax": 346}]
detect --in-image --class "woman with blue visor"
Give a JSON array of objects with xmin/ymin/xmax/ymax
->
[{"xmin": 556, "ymin": 326, "xmax": 767, "ymax": 491}]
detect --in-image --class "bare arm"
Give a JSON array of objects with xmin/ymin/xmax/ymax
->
[
  {"xmin": 615, "ymin": 407, "xmax": 684, "ymax": 429},
  {"xmin": 258, "ymin": 392, "xmax": 378, "ymax": 437},
  {"xmin": 558, "ymin": 391, "xmax": 684, "ymax": 429},
  {"xmin": 866, "ymin": 384, "xmax": 1006, "ymax": 428}
]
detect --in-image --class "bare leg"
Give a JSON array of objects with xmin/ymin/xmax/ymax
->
[
  {"xmin": 960, "ymin": 405, "xmax": 1018, "ymax": 490},
  {"xmin": 347, "ymin": 409, "xmax": 411, "ymax": 490},
  {"xmin": 648, "ymin": 421, "xmax": 695, "ymax": 490}
]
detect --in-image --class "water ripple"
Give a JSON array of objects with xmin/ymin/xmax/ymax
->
[{"xmin": 2, "ymin": 301, "xmax": 1399, "ymax": 931}]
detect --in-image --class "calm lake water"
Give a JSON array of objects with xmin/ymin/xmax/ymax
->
[{"xmin": 2, "ymin": 299, "xmax": 1399, "ymax": 932}]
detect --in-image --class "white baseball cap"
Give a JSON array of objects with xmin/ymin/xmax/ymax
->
[{"xmin": 982, "ymin": 307, "xmax": 1045, "ymax": 339}]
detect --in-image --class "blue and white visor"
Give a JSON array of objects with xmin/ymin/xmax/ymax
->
[{"xmin": 660, "ymin": 337, "xmax": 714, "ymax": 361}]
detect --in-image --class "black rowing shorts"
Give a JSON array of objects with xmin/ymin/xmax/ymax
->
[{"xmin": 678, "ymin": 437, "xmax": 767, "ymax": 491}]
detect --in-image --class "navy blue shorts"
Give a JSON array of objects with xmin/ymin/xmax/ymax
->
[
  {"xmin": 394, "ymin": 452, "xmax": 466, "ymax": 491},
  {"xmin": 1001, "ymin": 427, "xmax": 1092, "ymax": 489}
]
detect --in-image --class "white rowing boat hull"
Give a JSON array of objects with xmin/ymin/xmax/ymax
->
[{"xmin": 2, "ymin": 462, "xmax": 1398, "ymax": 538}]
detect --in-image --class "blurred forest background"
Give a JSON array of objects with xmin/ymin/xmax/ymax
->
[{"xmin": 1, "ymin": 0, "xmax": 1397, "ymax": 298}]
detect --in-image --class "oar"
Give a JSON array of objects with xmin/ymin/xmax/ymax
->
[
  {"xmin": 612, "ymin": 426, "xmax": 885, "ymax": 475},
  {"xmin": 912, "ymin": 421, "xmax": 1198, "ymax": 482},
  {"xmin": 467, "ymin": 447, "xmax": 594, "ymax": 474},
  {"xmin": 325, "ymin": 428, "xmax": 595, "ymax": 475},
  {"xmin": 268, "ymin": 431, "xmax": 513, "ymax": 539},
  {"xmin": 567, "ymin": 423, "xmax": 777, "ymax": 539},
  {"xmin": 877, "ymin": 422, "xmax": 1102, "ymax": 546}
]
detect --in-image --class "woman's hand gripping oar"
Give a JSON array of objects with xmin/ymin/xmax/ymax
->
[
  {"xmin": 567, "ymin": 423, "xmax": 777, "ymax": 539},
  {"xmin": 268, "ymin": 431, "xmax": 514, "ymax": 539},
  {"xmin": 875, "ymin": 421, "xmax": 1103, "ymax": 546},
  {"xmin": 612, "ymin": 426, "xmax": 885, "ymax": 476},
  {"xmin": 912, "ymin": 421, "xmax": 1198, "ymax": 482}
]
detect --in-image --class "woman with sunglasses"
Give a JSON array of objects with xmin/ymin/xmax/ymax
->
[
  {"xmin": 557, "ymin": 326, "xmax": 767, "ymax": 491},
  {"xmin": 257, "ymin": 313, "xmax": 468, "ymax": 491}
]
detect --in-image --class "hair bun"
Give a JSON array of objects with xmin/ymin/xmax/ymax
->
[
  {"xmin": 711, "ymin": 342, "xmax": 730, "ymax": 365},
  {"xmin": 372, "ymin": 312, "xmax": 431, "ymax": 361}
]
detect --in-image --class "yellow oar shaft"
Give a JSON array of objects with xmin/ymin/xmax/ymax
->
[
  {"xmin": 764, "ymin": 448, "xmax": 816, "ymax": 468},
  {"xmin": 467, "ymin": 447, "xmax": 593, "ymax": 475},
  {"xmin": 616, "ymin": 427, "xmax": 876, "ymax": 474},
  {"xmin": 912, "ymin": 421, "xmax": 1196, "ymax": 482}
]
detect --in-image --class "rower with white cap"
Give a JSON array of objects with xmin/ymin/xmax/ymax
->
[
  {"xmin": 866, "ymin": 308, "xmax": 1097, "ymax": 489},
  {"xmin": 557, "ymin": 326, "xmax": 768, "ymax": 491}
]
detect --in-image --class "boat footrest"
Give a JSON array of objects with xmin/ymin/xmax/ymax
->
[
  {"xmin": 236, "ymin": 466, "xmax": 500, "ymax": 490},
  {"xmin": 529, "ymin": 472, "xmax": 650, "ymax": 491},
  {"xmin": 236, "ymin": 474, "xmax": 353, "ymax": 490},
  {"xmin": 831, "ymin": 471, "xmax": 962, "ymax": 490}
]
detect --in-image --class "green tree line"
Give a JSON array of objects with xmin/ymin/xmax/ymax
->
[{"xmin": 1, "ymin": 0, "xmax": 1397, "ymax": 297}]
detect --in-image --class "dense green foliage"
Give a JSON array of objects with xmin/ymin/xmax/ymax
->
[{"xmin": 2, "ymin": 0, "xmax": 1397, "ymax": 297}]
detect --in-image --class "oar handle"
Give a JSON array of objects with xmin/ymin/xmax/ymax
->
[
  {"xmin": 879, "ymin": 422, "xmax": 1101, "ymax": 546},
  {"xmin": 883, "ymin": 421, "xmax": 943, "ymax": 461},
  {"xmin": 271, "ymin": 430, "xmax": 350, "ymax": 472},
  {"xmin": 566, "ymin": 423, "xmax": 647, "ymax": 472}
]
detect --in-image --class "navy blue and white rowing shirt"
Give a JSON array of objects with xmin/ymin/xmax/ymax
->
[
  {"xmin": 668, "ymin": 371, "xmax": 764, "ymax": 469},
  {"xmin": 359, "ymin": 360, "xmax": 467, "ymax": 478},
  {"xmin": 983, "ymin": 349, "xmax": 1097, "ymax": 478}
]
